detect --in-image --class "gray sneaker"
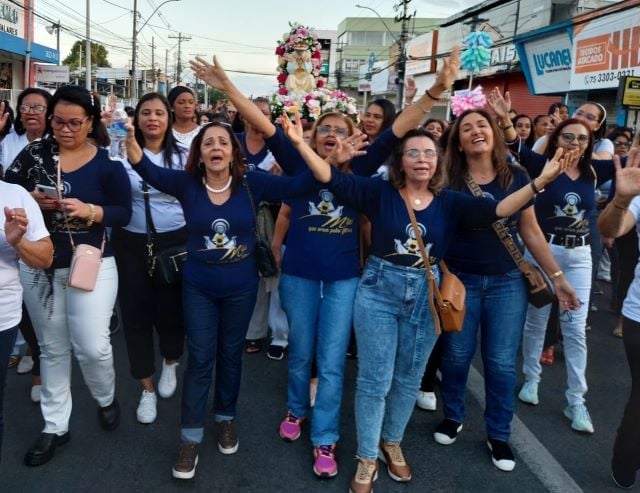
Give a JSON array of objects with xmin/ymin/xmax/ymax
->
[
  {"xmin": 518, "ymin": 381, "xmax": 539, "ymax": 405},
  {"xmin": 172, "ymin": 441, "xmax": 199, "ymax": 479},
  {"xmin": 564, "ymin": 404, "xmax": 594, "ymax": 434},
  {"xmin": 216, "ymin": 420, "xmax": 239, "ymax": 455}
]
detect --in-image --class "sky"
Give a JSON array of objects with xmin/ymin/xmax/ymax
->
[{"xmin": 30, "ymin": 0, "xmax": 480, "ymax": 95}]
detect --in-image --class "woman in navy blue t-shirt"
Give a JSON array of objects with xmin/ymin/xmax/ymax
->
[{"xmin": 280, "ymin": 112, "xmax": 572, "ymax": 490}]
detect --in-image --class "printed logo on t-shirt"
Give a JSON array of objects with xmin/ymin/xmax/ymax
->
[
  {"xmin": 300, "ymin": 189, "xmax": 354, "ymax": 235},
  {"xmin": 553, "ymin": 192, "xmax": 587, "ymax": 227},
  {"xmin": 387, "ymin": 222, "xmax": 433, "ymax": 268},
  {"xmin": 202, "ymin": 218, "xmax": 249, "ymax": 262}
]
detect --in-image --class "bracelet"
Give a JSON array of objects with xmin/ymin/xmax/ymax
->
[
  {"xmin": 414, "ymin": 100, "xmax": 429, "ymax": 114},
  {"xmin": 86, "ymin": 203, "xmax": 96, "ymax": 227},
  {"xmin": 549, "ymin": 270, "xmax": 564, "ymax": 279},
  {"xmin": 425, "ymin": 89, "xmax": 440, "ymax": 101},
  {"xmin": 530, "ymin": 180, "xmax": 545, "ymax": 195},
  {"xmin": 497, "ymin": 120, "xmax": 513, "ymax": 130}
]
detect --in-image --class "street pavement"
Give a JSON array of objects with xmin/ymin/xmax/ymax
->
[{"xmin": 1, "ymin": 280, "xmax": 632, "ymax": 492}]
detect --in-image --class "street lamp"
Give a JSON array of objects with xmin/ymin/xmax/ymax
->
[
  {"xmin": 45, "ymin": 21, "xmax": 61, "ymax": 65},
  {"xmin": 132, "ymin": 0, "xmax": 181, "ymax": 100},
  {"xmin": 355, "ymin": 4, "xmax": 399, "ymax": 44}
]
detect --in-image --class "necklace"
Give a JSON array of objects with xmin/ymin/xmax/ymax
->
[
  {"xmin": 204, "ymin": 176, "xmax": 232, "ymax": 194},
  {"xmin": 414, "ymin": 198, "xmax": 422, "ymax": 205}
]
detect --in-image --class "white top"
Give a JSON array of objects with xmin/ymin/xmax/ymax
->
[
  {"xmin": 532, "ymin": 135, "xmax": 614, "ymax": 156},
  {"xmin": 122, "ymin": 147, "xmax": 188, "ymax": 234},
  {"xmin": 0, "ymin": 130, "xmax": 29, "ymax": 170},
  {"xmin": 622, "ymin": 197, "xmax": 640, "ymax": 322},
  {"xmin": 172, "ymin": 126, "xmax": 201, "ymax": 149},
  {"xmin": 0, "ymin": 181, "xmax": 50, "ymax": 332}
]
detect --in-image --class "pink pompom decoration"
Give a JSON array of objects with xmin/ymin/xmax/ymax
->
[{"xmin": 450, "ymin": 86, "xmax": 487, "ymax": 117}]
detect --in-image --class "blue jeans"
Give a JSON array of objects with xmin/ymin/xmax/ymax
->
[
  {"xmin": 279, "ymin": 273, "xmax": 358, "ymax": 446},
  {"xmin": 353, "ymin": 256, "xmax": 439, "ymax": 459},
  {"xmin": 180, "ymin": 280, "xmax": 257, "ymax": 443},
  {"xmin": 439, "ymin": 268, "xmax": 527, "ymax": 441},
  {"xmin": 0, "ymin": 325, "xmax": 18, "ymax": 463}
]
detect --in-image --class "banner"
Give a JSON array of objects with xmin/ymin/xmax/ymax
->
[
  {"xmin": 522, "ymin": 31, "xmax": 572, "ymax": 94},
  {"xmin": 34, "ymin": 64, "xmax": 69, "ymax": 83}
]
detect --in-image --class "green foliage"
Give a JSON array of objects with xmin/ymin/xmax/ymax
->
[{"xmin": 63, "ymin": 41, "xmax": 112, "ymax": 69}]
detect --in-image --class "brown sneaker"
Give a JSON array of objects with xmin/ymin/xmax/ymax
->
[
  {"xmin": 378, "ymin": 440, "xmax": 411, "ymax": 482},
  {"xmin": 172, "ymin": 441, "xmax": 199, "ymax": 479},
  {"xmin": 216, "ymin": 420, "xmax": 239, "ymax": 455},
  {"xmin": 349, "ymin": 458, "xmax": 378, "ymax": 493}
]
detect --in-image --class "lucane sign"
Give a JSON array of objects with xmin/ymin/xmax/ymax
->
[
  {"xmin": 570, "ymin": 7, "xmax": 640, "ymax": 90},
  {"xmin": 522, "ymin": 30, "xmax": 572, "ymax": 94}
]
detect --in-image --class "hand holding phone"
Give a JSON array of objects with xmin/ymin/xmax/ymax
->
[{"xmin": 37, "ymin": 185, "xmax": 60, "ymax": 200}]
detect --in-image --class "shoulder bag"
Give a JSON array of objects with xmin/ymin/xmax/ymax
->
[
  {"xmin": 464, "ymin": 173, "xmax": 555, "ymax": 308},
  {"xmin": 243, "ymin": 178, "xmax": 278, "ymax": 278},
  {"xmin": 399, "ymin": 188, "xmax": 465, "ymax": 334}
]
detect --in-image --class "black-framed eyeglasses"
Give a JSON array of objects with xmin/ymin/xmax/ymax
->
[
  {"xmin": 404, "ymin": 148, "xmax": 437, "ymax": 159},
  {"xmin": 19, "ymin": 103, "xmax": 47, "ymax": 114},
  {"xmin": 613, "ymin": 140, "xmax": 630, "ymax": 148},
  {"xmin": 560, "ymin": 133, "xmax": 590, "ymax": 144},
  {"xmin": 316, "ymin": 125, "xmax": 349, "ymax": 138},
  {"xmin": 49, "ymin": 115, "xmax": 90, "ymax": 132}
]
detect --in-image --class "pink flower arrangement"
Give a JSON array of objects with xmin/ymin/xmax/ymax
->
[
  {"xmin": 275, "ymin": 22, "xmax": 321, "ymax": 94},
  {"xmin": 270, "ymin": 88, "xmax": 359, "ymax": 124}
]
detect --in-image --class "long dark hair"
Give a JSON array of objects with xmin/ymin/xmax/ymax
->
[
  {"xmin": 184, "ymin": 122, "xmax": 245, "ymax": 194},
  {"xmin": 445, "ymin": 109, "xmax": 512, "ymax": 191},
  {"xmin": 366, "ymin": 99, "xmax": 396, "ymax": 136},
  {"xmin": 46, "ymin": 85, "xmax": 107, "ymax": 146},
  {"xmin": 133, "ymin": 93, "xmax": 184, "ymax": 169},
  {"xmin": 388, "ymin": 128, "xmax": 443, "ymax": 195},
  {"xmin": 14, "ymin": 88, "xmax": 52, "ymax": 136},
  {"xmin": 512, "ymin": 114, "xmax": 535, "ymax": 148},
  {"xmin": 544, "ymin": 118, "xmax": 595, "ymax": 182}
]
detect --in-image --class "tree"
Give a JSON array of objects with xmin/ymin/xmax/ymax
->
[{"xmin": 63, "ymin": 41, "xmax": 112, "ymax": 69}]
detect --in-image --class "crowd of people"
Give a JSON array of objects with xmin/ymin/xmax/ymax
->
[{"xmin": 0, "ymin": 47, "xmax": 639, "ymax": 492}]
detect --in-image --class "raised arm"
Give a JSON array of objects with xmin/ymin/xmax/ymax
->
[
  {"xmin": 487, "ymin": 86, "xmax": 518, "ymax": 143},
  {"xmin": 191, "ymin": 56, "xmax": 276, "ymax": 138},
  {"xmin": 391, "ymin": 47, "xmax": 460, "ymax": 138},
  {"xmin": 599, "ymin": 150, "xmax": 640, "ymax": 238},
  {"xmin": 280, "ymin": 111, "xmax": 332, "ymax": 183}
]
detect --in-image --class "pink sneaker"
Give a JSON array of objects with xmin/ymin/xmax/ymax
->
[
  {"xmin": 279, "ymin": 412, "xmax": 305, "ymax": 441},
  {"xmin": 313, "ymin": 445, "xmax": 338, "ymax": 478}
]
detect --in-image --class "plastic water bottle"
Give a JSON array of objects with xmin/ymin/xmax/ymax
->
[{"xmin": 108, "ymin": 103, "xmax": 128, "ymax": 160}]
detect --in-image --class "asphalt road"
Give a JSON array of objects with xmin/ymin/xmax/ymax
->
[{"xmin": 1, "ymin": 280, "xmax": 632, "ymax": 492}]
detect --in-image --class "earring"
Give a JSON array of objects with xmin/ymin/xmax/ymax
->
[{"xmin": 229, "ymin": 161, "xmax": 234, "ymax": 169}]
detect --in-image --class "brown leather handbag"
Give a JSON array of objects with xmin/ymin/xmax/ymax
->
[{"xmin": 400, "ymin": 189, "xmax": 466, "ymax": 334}]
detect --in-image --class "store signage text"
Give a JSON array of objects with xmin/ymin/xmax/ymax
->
[
  {"xmin": 575, "ymin": 26, "xmax": 640, "ymax": 74},
  {"xmin": 533, "ymin": 48, "xmax": 571, "ymax": 76},
  {"xmin": 0, "ymin": 2, "xmax": 19, "ymax": 36}
]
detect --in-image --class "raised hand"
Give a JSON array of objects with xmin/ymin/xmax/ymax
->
[
  {"xmin": 549, "ymin": 107, "xmax": 561, "ymax": 127},
  {"xmin": 280, "ymin": 109, "xmax": 304, "ymax": 146},
  {"xmin": 539, "ymin": 147, "xmax": 574, "ymax": 185},
  {"xmin": 124, "ymin": 122, "xmax": 143, "ymax": 164},
  {"xmin": 0, "ymin": 100, "xmax": 9, "ymax": 136},
  {"xmin": 487, "ymin": 87, "xmax": 511, "ymax": 120},
  {"xmin": 613, "ymin": 148, "xmax": 640, "ymax": 200},
  {"xmin": 190, "ymin": 55, "xmax": 231, "ymax": 91},
  {"xmin": 404, "ymin": 77, "xmax": 417, "ymax": 104},
  {"xmin": 433, "ymin": 47, "xmax": 460, "ymax": 93},
  {"xmin": 3, "ymin": 207, "xmax": 28, "ymax": 247},
  {"xmin": 327, "ymin": 132, "xmax": 368, "ymax": 165}
]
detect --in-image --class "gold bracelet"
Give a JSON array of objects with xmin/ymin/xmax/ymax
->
[
  {"xmin": 549, "ymin": 270, "xmax": 564, "ymax": 279},
  {"xmin": 414, "ymin": 100, "xmax": 429, "ymax": 114},
  {"xmin": 86, "ymin": 203, "xmax": 96, "ymax": 227}
]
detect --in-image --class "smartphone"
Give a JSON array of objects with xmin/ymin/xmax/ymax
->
[{"xmin": 37, "ymin": 184, "xmax": 59, "ymax": 199}]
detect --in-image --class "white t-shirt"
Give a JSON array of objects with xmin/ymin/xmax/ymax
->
[
  {"xmin": 532, "ymin": 135, "xmax": 614, "ymax": 156},
  {"xmin": 0, "ymin": 130, "xmax": 29, "ymax": 170},
  {"xmin": 622, "ymin": 196, "xmax": 640, "ymax": 322},
  {"xmin": 0, "ymin": 181, "xmax": 50, "ymax": 332}
]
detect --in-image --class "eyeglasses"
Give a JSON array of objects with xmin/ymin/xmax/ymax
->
[
  {"xmin": 19, "ymin": 103, "xmax": 47, "ymax": 114},
  {"xmin": 404, "ymin": 148, "xmax": 437, "ymax": 159},
  {"xmin": 49, "ymin": 115, "xmax": 90, "ymax": 132},
  {"xmin": 613, "ymin": 140, "xmax": 630, "ymax": 147},
  {"xmin": 573, "ymin": 109, "xmax": 598, "ymax": 122},
  {"xmin": 316, "ymin": 125, "xmax": 349, "ymax": 138},
  {"xmin": 560, "ymin": 133, "xmax": 590, "ymax": 144}
]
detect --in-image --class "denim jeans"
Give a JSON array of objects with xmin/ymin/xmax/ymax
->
[
  {"xmin": 440, "ymin": 268, "xmax": 527, "ymax": 441},
  {"xmin": 279, "ymin": 273, "xmax": 359, "ymax": 446},
  {"xmin": 353, "ymin": 256, "xmax": 439, "ymax": 459},
  {"xmin": 522, "ymin": 244, "xmax": 592, "ymax": 406},
  {"xmin": 180, "ymin": 279, "xmax": 257, "ymax": 443},
  {"xmin": 0, "ymin": 325, "xmax": 18, "ymax": 463}
]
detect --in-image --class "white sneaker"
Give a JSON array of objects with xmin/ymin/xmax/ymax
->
[
  {"xmin": 564, "ymin": 404, "xmax": 594, "ymax": 434},
  {"xmin": 158, "ymin": 360, "xmax": 178, "ymax": 399},
  {"xmin": 518, "ymin": 381, "xmax": 539, "ymax": 405},
  {"xmin": 136, "ymin": 390, "xmax": 158, "ymax": 424},
  {"xmin": 416, "ymin": 391, "xmax": 437, "ymax": 411},
  {"xmin": 17, "ymin": 355, "xmax": 34, "ymax": 374},
  {"xmin": 30, "ymin": 384, "xmax": 41, "ymax": 403}
]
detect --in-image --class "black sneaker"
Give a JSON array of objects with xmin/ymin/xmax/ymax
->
[
  {"xmin": 487, "ymin": 439, "xmax": 516, "ymax": 472},
  {"xmin": 267, "ymin": 345, "xmax": 285, "ymax": 361},
  {"xmin": 433, "ymin": 418, "xmax": 463, "ymax": 445},
  {"xmin": 611, "ymin": 462, "xmax": 636, "ymax": 489}
]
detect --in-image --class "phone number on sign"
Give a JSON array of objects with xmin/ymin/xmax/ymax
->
[{"xmin": 584, "ymin": 69, "xmax": 636, "ymax": 86}]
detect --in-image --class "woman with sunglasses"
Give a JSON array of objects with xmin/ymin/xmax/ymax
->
[
  {"xmin": 279, "ymin": 108, "xmax": 571, "ymax": 492},
  {"xmin": 4, "ymin": 85, "xmax": 131, "ymax": 466},
  {"xmin": 490, "ymin": 87, "xmax": 616, "ymax": 435},
  {"xmin": 190, "ymin": 51, "xmax": 461, "ymax": 479},
  {"xmin": 123, "ymin": 120, "xmax": 316, "ymax": 480},
  {"xmin": 110, "ymin": 93, "xmax": 188, "ymax": 425}
]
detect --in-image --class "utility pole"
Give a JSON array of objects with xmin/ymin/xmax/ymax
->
[
  {"xmin": 189, "ymin": 52, "xmax": 206, "ymax": 107},
  {"xmin": 164, "ymin": 48, "xmax": 169, "ymax": 96},
  {"xmin": 151, "ymin": 37, "xmax": 156, "ymax": 91},
  {"xmin": 85, "ymin": 0, "xmax": 91, "ymax": 91},
  {"xmin": 131, "ymin": 0, "xmax": 138, "ymax": 100},
  {"xmin": 168, "ymin": 32, "xmax": 191, "ymax": 83},
  {"xmin": 393, "ymin": 0, "xmax": 414, "ymax": 107}
]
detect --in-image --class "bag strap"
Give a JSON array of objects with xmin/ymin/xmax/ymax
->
[
  {"xmin": 464, "ymin": 172, "xmax": 530, "ymax": 273},
  {"xmin": 142, "ymin": 180, "xmax": 157, "ymax": 275},
  {"xmin": 242, "ymin": 177, "xmax": 261, "ymax": 242},
  {"xmin": 56, "ymin": 160, "xmax": 106, "ymax": 253},
  {"xmin": 399, "ymin": 187, "xmax": 442, "ymax": 335}
]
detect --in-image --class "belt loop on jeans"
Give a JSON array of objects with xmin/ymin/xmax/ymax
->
[{"xmin": 545, "ymin": 233, "xmax": 589, "ymax": 249}]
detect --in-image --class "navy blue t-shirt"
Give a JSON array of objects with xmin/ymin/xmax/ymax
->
[
  {"xmin": 236, "ymin": 132, "xmax": 270, "ymax": 172},
  {"xmin": 446, "ymin": 166, "xmax": 533, "ymax": 275},
  {"xmin": 132, "ymin": 155, "xmax": 316, "ymax": 296},
  {"xmin": 5, "ymin": 141, "xmax": 131, "ymax": 268},
  {"xmin": 327, "ymin": 169, "xmax": 499, "ymax": 268},
  {"xmin": 511, "ymin": 140, "xmax": 614, "ymax": 238}
]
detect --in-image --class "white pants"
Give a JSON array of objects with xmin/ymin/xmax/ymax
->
[
  {"xmin": 20, "ymin": 257, "xmax": 118, "ymax": 434},
  {"xmin": 268, "ymin": 272, "xmax": 289, "ymax": 348},
  {"xmin": 522, "ymin": 244, "xmax": 592, "ymax": 406}
]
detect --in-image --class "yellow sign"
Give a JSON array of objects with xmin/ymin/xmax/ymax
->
[{"xmin": 622, "ymin": 76, "xmax": 640, "ymax": 107}]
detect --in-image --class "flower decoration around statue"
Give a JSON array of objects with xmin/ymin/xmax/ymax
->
[
  {"xmin": 450, "ymin": 86, "xmax": 487, "ymax": 117},
  {"xmin": 275, "ymin": 22, "xmax": 323, "ymax": 95},
  {"xmin": 460, "ymin": 31, "xmax": 493, "ymax": 73},
  {"xmin": 270, "ymin": 89, "xmax": 359, "ymax": 125}
]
